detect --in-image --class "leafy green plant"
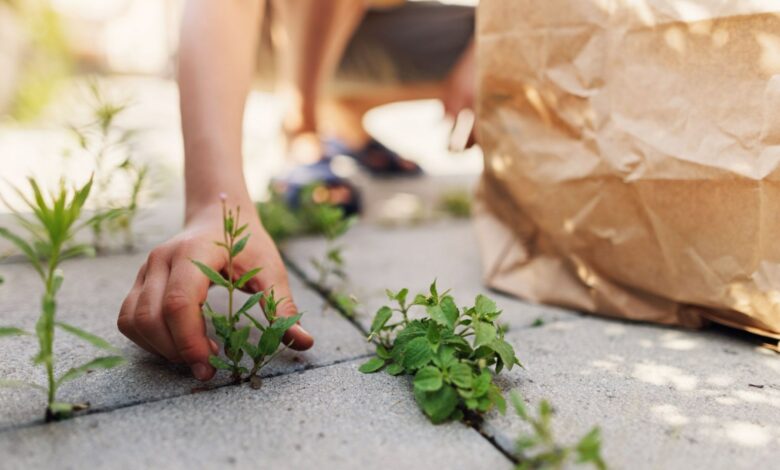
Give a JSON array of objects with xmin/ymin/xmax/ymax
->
[
  {"xmin": 257, "ymin": 183, "xmax": 354, "ymax": 243},
  {"xmin": 193, "ymin": 196, "xmax": 302, "ymax": 385},
  {"xmin": 359, "ymin": 282, "xmax": 521, "ymax": 423},
  {"xmin": 438, "ymin": 189, "xmax": 472, "ymax": 219},
  {"xmin": 0, "ymin": 177, "xmax": 125, "ymax": 421},
  {"xmin": 511, "ymin": 392, "xmax": 607, "ymax": 470},
  {"xmin": 307, "ymin": 200, "xmax": 357, "ymax": 317},
  {"xmin": 69, "ymin": 82, "xmax": 151, "ymax": 253},
  {"xmin": 257, "ymin": 183, "xmax": 358, "ymax": 316}
]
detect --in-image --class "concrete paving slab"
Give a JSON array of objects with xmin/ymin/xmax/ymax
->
[
  {"xmin": 283, "ymin": 220, "xmax": 579, "ymax": 332},
  {"xmin": 0, "ymin": 251, "xmax": 372, "ymax": 428},
  {"xmin": 0, "ymin": 359, "xmax": 512, "ymax": 470},
  {"xmin": 482, "ymin": 316, "xmax": 780, "ymax": 469}
]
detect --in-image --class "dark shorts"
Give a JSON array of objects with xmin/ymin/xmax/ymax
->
[
  {"xmin": 257, "ymin": 1, "xmax": 475, "ymax": 91},
  {"xmin": 336, "ymin": 1, "xmax": 475, "ymax": 86}
]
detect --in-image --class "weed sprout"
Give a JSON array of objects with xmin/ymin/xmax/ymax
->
[
  {"xmin": 0, "ymin": 177, "xmax": 125, "ymax": 421},
  {"xmin": 192, "ymin": 197, "xmax": 302, "ymax": 386}
]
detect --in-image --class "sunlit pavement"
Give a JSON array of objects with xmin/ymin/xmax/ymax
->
[{"xmin": 0, "ymin": 76, "xmax": 778, "ymax": 469}]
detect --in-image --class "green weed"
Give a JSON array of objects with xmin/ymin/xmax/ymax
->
[
  {"xmin": 511, "ymin": 392, "xmax": 607, "ymax": 470},
  {"xmin": 0, "ymin": 177, "xmax": 125, "ymax": 421},
  {"xmin": 193, "ymin": 197, "xmax": 302, "ymax": 385},
  {"xmin": 69, "ymin": 82, "xmax": 150, "ymax": 253},
  {"xmin": 360, "ymin": 282, "xmax": 521, "ymax": 423},
  {"xmin": 438, "ymin": 189, "xmax": 472, "ymax": 219},
  {"xmin": 257, "ymin": 184, "xmax": 358, "ymax": 316}
]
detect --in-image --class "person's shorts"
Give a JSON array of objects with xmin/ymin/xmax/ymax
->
[{"xmin": 256, "ymin": 1, "xmax": 475, "ymax": 93}]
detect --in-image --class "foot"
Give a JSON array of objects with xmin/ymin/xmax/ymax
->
[
  {"xmin": 324, "ymin": 137, "xmax": 422, "ymax": 178},
  {"xmin": 271, "ymin": 158, "xmax": 362, "ymax": 216}
]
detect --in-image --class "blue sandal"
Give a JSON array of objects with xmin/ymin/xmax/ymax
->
[
  {"xmin": 324, "ymin": 138, "xmax": 423, "ymax": 178},
  {"xmin": 270, "ymin": 158, "xmax": 362, "ymax": 216}
]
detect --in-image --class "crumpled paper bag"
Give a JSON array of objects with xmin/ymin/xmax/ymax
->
[{"xmin": 475, "ymin": 0, "xmax": 780, "ymax": 340}]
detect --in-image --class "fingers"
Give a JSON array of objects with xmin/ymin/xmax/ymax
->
[
  {"xmin": 118, "ymin": 263, "xmax": 158, "ymax": 355},
  {"xmin": 162, "ymin": 244, "xmax": 225, "ymax": 381},
  {"xmin": 248, "ymin": 257, "xmax": 314, "ymax": 351},
  {"xmin": 136, "ymin": 254, "xmax": 186, "ymax": 362},
  {"xmin": 118, "ymin": 220, "xmax": 314, "ymax": 384}
]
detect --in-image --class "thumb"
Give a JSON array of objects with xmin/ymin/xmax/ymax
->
[
  {"xmin": 273, "ymin": 287, "xmax": 315, "ymax": 352},
  {"xmin": 250, "ymin": 263, "xmax": 314, "ymax": 352}
]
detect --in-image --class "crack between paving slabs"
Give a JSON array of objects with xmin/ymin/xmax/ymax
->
[
  {"xmin": 0, "ymin": 350, "xmax": 374, "ymax": 435},
  {"xmin": 283, "ymin": 254, "xmax": 520, "ymax": 466}
]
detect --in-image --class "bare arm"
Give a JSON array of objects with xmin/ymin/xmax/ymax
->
[
  {"xmin": 118, "ymin": 0, "xmax": 313, "ymax": 381},
  {"xmin": 179, "ymin": 0, "xmax": 261, "ymax": 216}
]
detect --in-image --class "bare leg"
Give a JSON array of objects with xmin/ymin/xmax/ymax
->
[
  {"xmin": 321, "ymin": 40, "xmax": 476, "ymax": 152},
  {"xmin": 272, "ymin": 0, "xmax": 365, "ymax": 163},
  {"xmin": 321, "ymin": 83, "xmax": 446, "ymax": 149}
]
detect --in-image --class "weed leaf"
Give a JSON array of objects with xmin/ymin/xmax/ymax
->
[
  {"xmin": 270, "ymin": 313, "xmax": 302, "ymax": 333},
  {"xmin": 474, "ymin": 321, "xmax": 497, "ymax": 348},
  {"xmin": 191, "ymin": 260, "xmax": 230, "ymax": 288},
  {"xmin": 385, "ymin": 363, "xmax": 404, "ymax": 376},
  {"xmin": 237, "ymin": 292, "xmax": 264, "ymax": 315},
  {"xmin": 57, "ymin": 356, "xmax": 125, "ymax": 386},
  {"xmin": 414, "ymin": 384, "xmax": 457, "ymax": 423},
  {"xmin": 235, "ymin": 267, "xmax": 261, "ymax": 289},
  {"xmin": 490, "ymin": 339, "xmax": 520, "ymax": 370},
  {"xmin": 370, "ymin": 306, "xmax": 392, "ymax": 335},
  {"xmin": 414, "ymin": 366, "xmax": 443, "ymax": 391},
  {"xmin": 55, "ymin": 322, "xmax": 116, "ymax": 351},
  {"xmin": 0, "ymin": 327, "xmax": 29, "ymax": 337},
  {"xmin": 401, "ymin": 336, "xmax": 434, "ymax": 370},
  {"xmin": 258, "ymin": 328, "xmax": 284, "ymax": 357},
  {"xmin": 475, "ymin": 295, "xmax": 498, "ymax": 315},
  {"xmin": 0, "ymin": 379, "xmax": 46, "ymax": 392},
  {"xmin": 0, "ymin": 227, "xmax": 44, "ymax": 277},
  {"xmin": 231, "ymin": 235, "xmax": 249, "ymax": 257},
  {"xmin": 448, "ymin": 362, "xmax": 473, "ymax": 388},
  {"xmin": 208, "ymin": 355, "xmax": 233, "ymax": 370},
  {"xmin": 358, "ymin": 357, "xmax": 386, "ymax": 373}
]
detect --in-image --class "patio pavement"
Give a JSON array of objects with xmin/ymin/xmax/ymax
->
[{"xmin": 1, "ymin": 77, "xmax": 779, "ymax": 469}]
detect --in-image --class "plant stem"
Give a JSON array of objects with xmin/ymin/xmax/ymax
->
[
  {"xmin": 223, "ymin": 202, "xmax": 241, "ymax": 382},
  {"xmin": 43, "ymin": 247, "xmax": 60, "ymax": 410}
]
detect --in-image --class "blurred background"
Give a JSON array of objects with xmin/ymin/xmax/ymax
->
[{"xmin": 0, "ymin": 0, "xmax": 481, "ymax": 250}]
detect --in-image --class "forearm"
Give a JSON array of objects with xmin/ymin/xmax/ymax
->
[{"xmin": 178, "ymin": 0, "xmax": 262, "ymax": 219}]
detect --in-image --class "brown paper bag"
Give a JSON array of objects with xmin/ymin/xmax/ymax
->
[{"xmin": 475, "ymin": 0, "xmax": 780, "ymax": 340}]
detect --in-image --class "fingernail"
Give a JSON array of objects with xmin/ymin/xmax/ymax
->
[
  {"xmin": 191, "ymin": 363, "xmax": 210, "ymax": 381},
  {"xmin": 295, "ymin": 324, "xmax": 311, "ymax": 336},
  {"xmin": 209, "ymin": 339, "xmax": 219, "ymax": 353}
]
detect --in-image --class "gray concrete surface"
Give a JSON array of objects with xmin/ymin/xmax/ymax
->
[
  {"xmin": 2, "ymin": 76, "xmax": 779, "ymax": 470},
  {"xmin": 283, "ymin": 219, "xmax": 780, "ymax": 469},
  {"xmin": 0, "ymin": 360, "xmax": 512, "ymax": 470},
  {"xmin": 283, "ymin": 220, "xmax": 579, "ymax": 332},
  {"xmin": 484, "ymin": 316, "xmax": 780, "ymax": 469},
  {"xmin": 0, "ymin": 251, "xmax": 372, "ymax": 429}
]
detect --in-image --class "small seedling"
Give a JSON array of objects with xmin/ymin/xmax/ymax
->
[
  {"xmin": 511, "ymin": 392, "xmax": 607, "ymax": 470},
  {"xmin": 257, "ymin": 184, "xmax": 359, "ymax": 317},
  {"xmin": 307, "ymin": 196, "xmax": 357, "ymax": 317},
  {"xmin": 0, "ymin": 177, "xmax": 125, "ymax": 421},
  {"xmin": 69, "ymin": 81, "xmax": 151, "ymax": 253},
  {"xmin": 257, "ymin": 183, "xmax": 354, "ymax": 243},
  {"xmin": 359, "ymin": 281, "xmax": 521, "ymax": 423},
  {"xmin": 438, "ymin": 189, "xmax": 472, "ymax": 219},
  {"xmin": 192, "ymin": 196, "xmax": 302, "ymax": 384}
]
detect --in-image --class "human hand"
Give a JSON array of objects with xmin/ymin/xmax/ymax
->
[
  {"xmin": 443, "ymin": 41, "xmax": 477, "ymax": 151},
  {"xmin": 117, "ymin": 199, "xmax": 313, "ymax": 381}
]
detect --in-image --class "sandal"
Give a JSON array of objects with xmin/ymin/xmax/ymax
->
[
  {"xmin": 270, "ymin": 158, "xmax": 362, "ymax": 216},
  {"xmin": 323, "ymin": 137, "xmax": 423, "ymax": 178}
]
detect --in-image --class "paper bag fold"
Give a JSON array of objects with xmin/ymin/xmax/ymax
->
[{"xmin": 476, "ymin": 0, "xmax": 780, "ymax": 339}]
